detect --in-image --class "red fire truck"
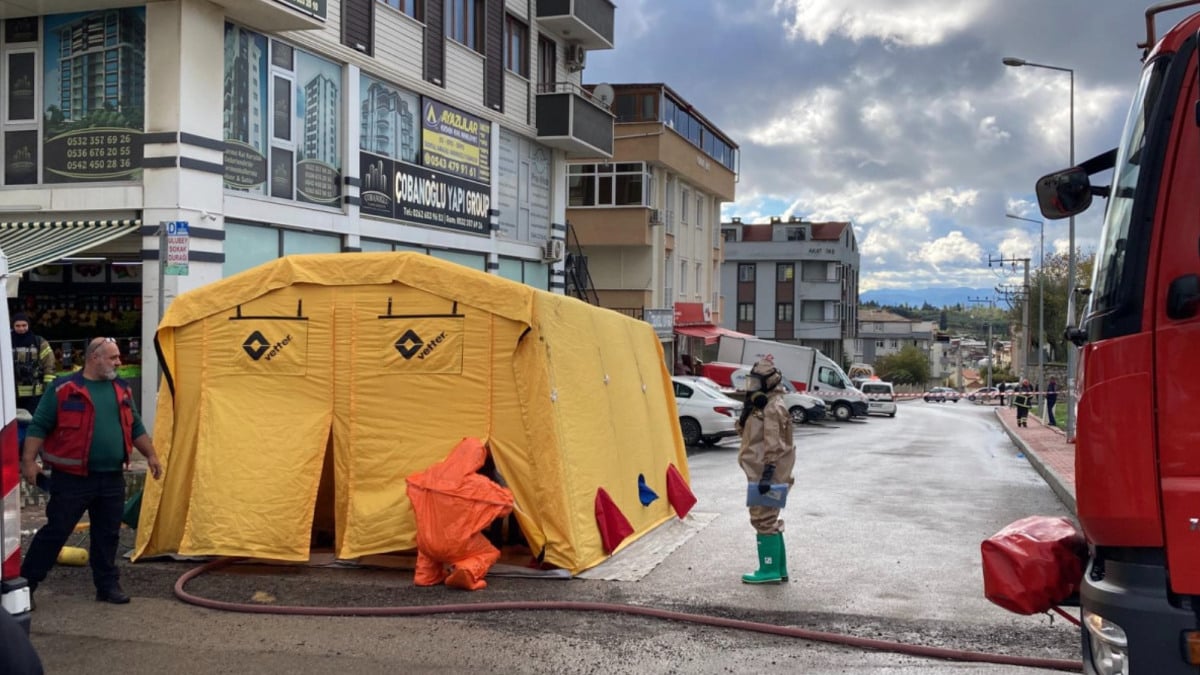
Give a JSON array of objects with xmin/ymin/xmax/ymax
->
[
  {"xmin": 0, "ymin": 247, "xmax": 31, "ymax": 632},
  {"xmin": 1032, "ymin": 2, "xmax": 1200, "ymax": 671}
]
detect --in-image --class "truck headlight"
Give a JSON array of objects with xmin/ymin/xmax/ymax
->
[{"xmin": 1084, "ymin": 610, "xmax": 1129, "ymax": 675}]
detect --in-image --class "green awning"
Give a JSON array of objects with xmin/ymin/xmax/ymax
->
[{"xmin": 0, "ymin": 220, "xmax": 142, "ymax": 274}]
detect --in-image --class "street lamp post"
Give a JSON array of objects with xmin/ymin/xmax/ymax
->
[
  {"xmin": 1002, "ymin": 56, "xmax": 1076, "ymax": 440},
  {"xmin": 1006, "ymin": 213, "xmax": 1046, "ymax": 417}
]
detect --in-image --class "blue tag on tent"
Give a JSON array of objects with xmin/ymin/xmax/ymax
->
[{"xmin": 638, "ymin": 474, "xmax": 659, "ymax": 506}]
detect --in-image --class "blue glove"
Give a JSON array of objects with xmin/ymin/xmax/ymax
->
[{"xmin": 758, "ymin": 464, "xmax": 776, "ymax": 495}]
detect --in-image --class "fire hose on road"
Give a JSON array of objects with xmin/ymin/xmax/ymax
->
[{"xmin": 175, "ymin": 558, "xmax": 1082, "ymax": 671}]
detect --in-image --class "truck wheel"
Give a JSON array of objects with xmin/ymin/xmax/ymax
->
[
  {"xmin": 680, "ymin": 417, "xmax": 702, "ymax": 446},
  {"xmin": 789, "ymin": 406, "xmax": 808, "ymax": 425},
  {"xmin": 833, "ymin": 402, "xmax": 853, "ymax": 422}
]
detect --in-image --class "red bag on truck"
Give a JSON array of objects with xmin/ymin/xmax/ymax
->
[{"xmin": 981, "ymin": 515, "xmax": 1086, "ymax": 615}]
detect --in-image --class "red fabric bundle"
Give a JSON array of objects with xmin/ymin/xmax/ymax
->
[{"xmin": 981, "ymin": 515, "xmax": 1086, "ymax": 614}]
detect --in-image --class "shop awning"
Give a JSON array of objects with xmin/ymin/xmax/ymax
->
[
  {"xmin": 674, "ymin": 325, "xmax": 755, "ymax": 345},
  {"xmin": 0, "ymin": 220, "xmax": 142, "ymax": 274}
]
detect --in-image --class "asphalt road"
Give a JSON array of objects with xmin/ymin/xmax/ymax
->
[{"xmin": 23, "ymin": 400, "xmax": 1080, "ymax": 673}]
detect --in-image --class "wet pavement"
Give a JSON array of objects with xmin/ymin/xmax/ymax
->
[{"xmin": 992, "ymin": 406, "xmax": 1076, "ymax": 514}]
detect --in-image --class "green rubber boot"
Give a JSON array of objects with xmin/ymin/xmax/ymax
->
[
  {"xmin": 778, "ymin": 534, "xmax": 789, "ymax": 582},
  {"xmin": 741, "ymin": 532, "xmax": 784, "ymax": 584}
]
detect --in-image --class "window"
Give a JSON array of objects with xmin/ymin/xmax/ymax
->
[
  {"xmin": 722, "ymin": 229, "xmax": 737, "ymax": 243},
  {"xmin": 738, "ymin": 303, "xmax": 755, "ymax": 322},
  {"xmin": 379, "ymin": 0, "xmax": 423, "ymax": 20},
  {"xmin": 695, "ymin": 195, "xmax": 703, "ymax": 229},
  {"xmin": 445, "ymin": 0, "xmax": 484, "ymax": 51},
  {"xmin": 567, "ymin": 162, "xmax": 651, "ymax": 207},
  {"xmin": 680, "ymin": 188, "xmax": 690, "ymax": 223},
  {"xmin": 537, "ymin": 34, "xmax": 555, "ymax": 87},
  {"xmin": 818, "ymin": 366, "xmax": 845, "ymax": 389},
  {"xmin": 786, "ymin": 227, "xmax": 806, "ymax": 241},
  {"xmin": 694, "ymin": 262, "xmax": 702, "ymax": 298},
  {"xmin": 612, "ymin": 91, "xmax": 658, "ymax": 122},
  {"xmin": 738, "ymin": 264, "xmax": 755, "ymax": 282},
  {"xmin": 776, "ymin": 303, "xmax": 794, "ymax": 322},
  {"xmin": 504, "ymin": 14, "xmax": 528, "ymax": 77},
  {"xmin": 679, "ymin": 258, "xmax": 688, "ymax": 295},
  {"xmin": 776, "ymin": 263, "xmax": 794, "ymax": 283}
]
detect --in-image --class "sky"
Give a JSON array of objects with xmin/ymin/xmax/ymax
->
[{"xmin": 583, "ymin": 0, "xmax": 1195, "ymax": 294}]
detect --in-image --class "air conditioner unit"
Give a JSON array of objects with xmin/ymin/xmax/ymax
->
[
  {"xmin": 542, "ymin": 239, "xmax": 565, "ymax": 262},
  {"xmin": 649, "ymin": 208, "xmax": 663, "ymax": 225},
  {"xmin": 565, "ymin": 44, "xmax": 586, "ymax": 73}
]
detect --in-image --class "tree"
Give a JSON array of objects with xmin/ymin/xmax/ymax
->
[
  {"xmin": 938, "ymin": 309, "xmax": 948, "ymax": 331},
  {"xmin": 875, "ymin": 345, "xmax": 930, "ymax": 385},
  {"xmin": 1006, "ymin": 249, "xmax": 1095, "ymax": 363}
]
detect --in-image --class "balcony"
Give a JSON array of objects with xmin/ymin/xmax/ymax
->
[
  {"xmin": 536, "ymin": 82, "xmax": 613, "ymax": 158},
  {"xmin": 536, "ymin": 0, "xmax": 615, "ymax": 50},
  {"xmin": 208, "ymin": 0, "xmax": 326, "ymax": 31}
]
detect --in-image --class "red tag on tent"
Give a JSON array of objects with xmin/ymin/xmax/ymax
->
[
  {"xmin": 594, "ymin": 488, "xmax": 635, "ymax": 554},
  {"xmin": 666, "ymin": 464, "xmax": 697, "ymax": 519}
]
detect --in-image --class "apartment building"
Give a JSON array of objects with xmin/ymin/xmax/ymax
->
[
  {"xmin": 0, "ymin": 0, "xmax": 615, "ymax": 421},
  {"xmin": 564, "ymin": 82, "xmax": 739, "ymax": 362},
  {"xmin": 854, "ymin": 308, "xmax": 935, "ymax": 365},
  {"xmin": 719, "ymin": 216, "xmax": 860, "ymax": 364}
]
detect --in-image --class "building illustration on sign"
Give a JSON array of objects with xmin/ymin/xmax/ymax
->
[
  {"xmin": 360, "ymin": 80, "xmax": 417, "ymax": 162},
  {"xmin": 303, "ymin": 73, "xmax": 338, "ymax": 165},
  {"xmin": 55, "ymin": 10, "xmax": 146, "ymax": 120}
]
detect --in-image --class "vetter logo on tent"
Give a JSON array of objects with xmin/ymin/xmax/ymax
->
[
  {"xmin": 243, "ymin": 331, "xmax": 293, "ymax": 361},
  {"xmin": 395, "ymin": 329, "xmax": 448, "ymax": 361}
]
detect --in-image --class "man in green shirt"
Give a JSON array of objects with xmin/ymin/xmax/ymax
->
[{"xmin": 20, "ymin": 337, "xmax": 163, "ymax": 605}]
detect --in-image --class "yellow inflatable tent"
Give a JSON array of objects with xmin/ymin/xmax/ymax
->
[{"xmin": 133, "ymin": 253, "xmax": 691, "ymax": 574}]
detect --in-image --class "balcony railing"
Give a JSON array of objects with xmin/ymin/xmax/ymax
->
[
  {"xmin": 536, "ymin": 0, "xmax": 615, "ymax": 50},
  {"xmin": 536, "ymin": 81, "xmax": 613, "ymax": 157}
]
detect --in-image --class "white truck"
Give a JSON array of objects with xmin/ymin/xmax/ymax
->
[
  {"xmin": 713, "ymin": 336, "xmax": 868, "ymax": 422},
  {"xmin": 0, "ymin": 246, "xmax": 32, "ymax": 632}
]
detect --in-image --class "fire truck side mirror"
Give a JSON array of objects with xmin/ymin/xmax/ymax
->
[{"xmin": 1036, "ymin": 167, "xmax": 1093, "ymax": 219}]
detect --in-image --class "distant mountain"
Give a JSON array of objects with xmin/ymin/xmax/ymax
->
[{"xmin": 860, "ymin": 287, "xmax": 999, "ymax": 308}]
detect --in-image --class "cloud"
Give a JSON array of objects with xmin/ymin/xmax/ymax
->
[
  {"xmin": 771, "ymin": 0, "xmax": 985, "ymax": 46},
  {"xmin": 583, "ymin": 0, "xmax": 1150, "ymax": 296},
  {"xmin": 913, "ymin": 231, "xmax": 985, "ymax": 269}
]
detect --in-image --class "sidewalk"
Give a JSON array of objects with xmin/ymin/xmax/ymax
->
[{"xmin": 994, "ymin": 406, "xmax": 1076, "ymax": 514}]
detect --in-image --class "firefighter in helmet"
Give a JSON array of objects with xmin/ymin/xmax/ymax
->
[{"xmin": 11, "ymin": 313, "xmax": 56, "ymax": 413}]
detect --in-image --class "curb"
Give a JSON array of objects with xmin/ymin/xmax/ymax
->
[{"xmin": 994, "ymin": 409, "xmax": 1077, "ymax": 516}]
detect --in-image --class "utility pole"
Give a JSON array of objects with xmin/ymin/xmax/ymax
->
[
  {"xmin": 989, "ymin": 254, "xmax": 1031, "ymax": 381},
  {"xmin": 968, "ymin": 296, "xmax": 996, "ymax": 387}
]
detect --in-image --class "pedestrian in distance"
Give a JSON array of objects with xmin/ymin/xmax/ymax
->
[
  {"xmin": 1045, "ymin": 376, "xmax": 1058, "ymax": 427},
  {"xmin": 735, "ymin": 358, "xmax": 795, "ymax": 584},
  {"xmin": 1013, "ymin": 378, "xmax": 1034, "ymax": 428},
  {"xmin": 997, "ymin": 381, "xmax": 1007, "ymax": 406},
  {"xmin": 10, "ymin": 312, "xmax": 56, "ymax": 414},
  {"xmin": 20, "ymin": 337, "xmax": 164, "ymax": 605}
]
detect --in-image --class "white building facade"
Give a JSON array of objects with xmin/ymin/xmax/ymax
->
[{"xmin": 0, "ymin": 0, "xmax": 615, "ymax": 422}]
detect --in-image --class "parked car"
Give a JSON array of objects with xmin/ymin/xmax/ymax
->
[
  {"xmin": 923, "ymin": 387, "xmax": 961, "ymax": 403},
  {"xmin": 967, "ymin": 386, "xmax": 1000, "ymax": 403},
  {"xmin": 859, "ymin": 381, "xmax": 897, "ymax": 417},
  {"xmin": 671, "ymin": 376, "xmax": 743, "ymax": 446}
]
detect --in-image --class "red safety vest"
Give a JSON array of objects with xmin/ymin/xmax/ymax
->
[{"xmin": 41, "ymin": 373, "xmax": 135, "ymax": 476}]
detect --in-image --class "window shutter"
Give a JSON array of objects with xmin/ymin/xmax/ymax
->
[
  {"xmin": 342, "ymin": 0, "xmax": 373, "ymax": 55},
  {"xmin": 485, "ymin": 3, "xmax": 505, "ymax": 111},
  {"xmin": 424, "ymin": 0, "xmax": 446, "ymax": 86}
]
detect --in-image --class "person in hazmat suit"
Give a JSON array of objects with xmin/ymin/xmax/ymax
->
[{"xmin": 736, "ymin": 358, "xmax": 795, "ymax": 584}]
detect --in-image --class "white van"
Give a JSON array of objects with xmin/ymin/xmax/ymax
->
[{"xmin": 859, "ymin": 381, "xmax": 897, "ymax": 418}]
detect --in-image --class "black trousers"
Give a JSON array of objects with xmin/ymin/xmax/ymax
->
[{"xmin": 21, "ymin": 471, "xmax": 125, "ymax": 592}]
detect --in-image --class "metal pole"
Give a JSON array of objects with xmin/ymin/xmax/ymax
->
[
  {"xmin": 1001, "ymin": 58, "xmax": 1077, "ymax": 438},
  {"xmin": 1066, "ymin": 69, "xmax": 1077, "ymax": 442},
  {"xmin": 1038, "ymin": 221, "xmax": 1046, "ymax": 420},
  {"xmin": 1022, "ymin": 258, "xmax": 1031, "ymax": 383}
]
